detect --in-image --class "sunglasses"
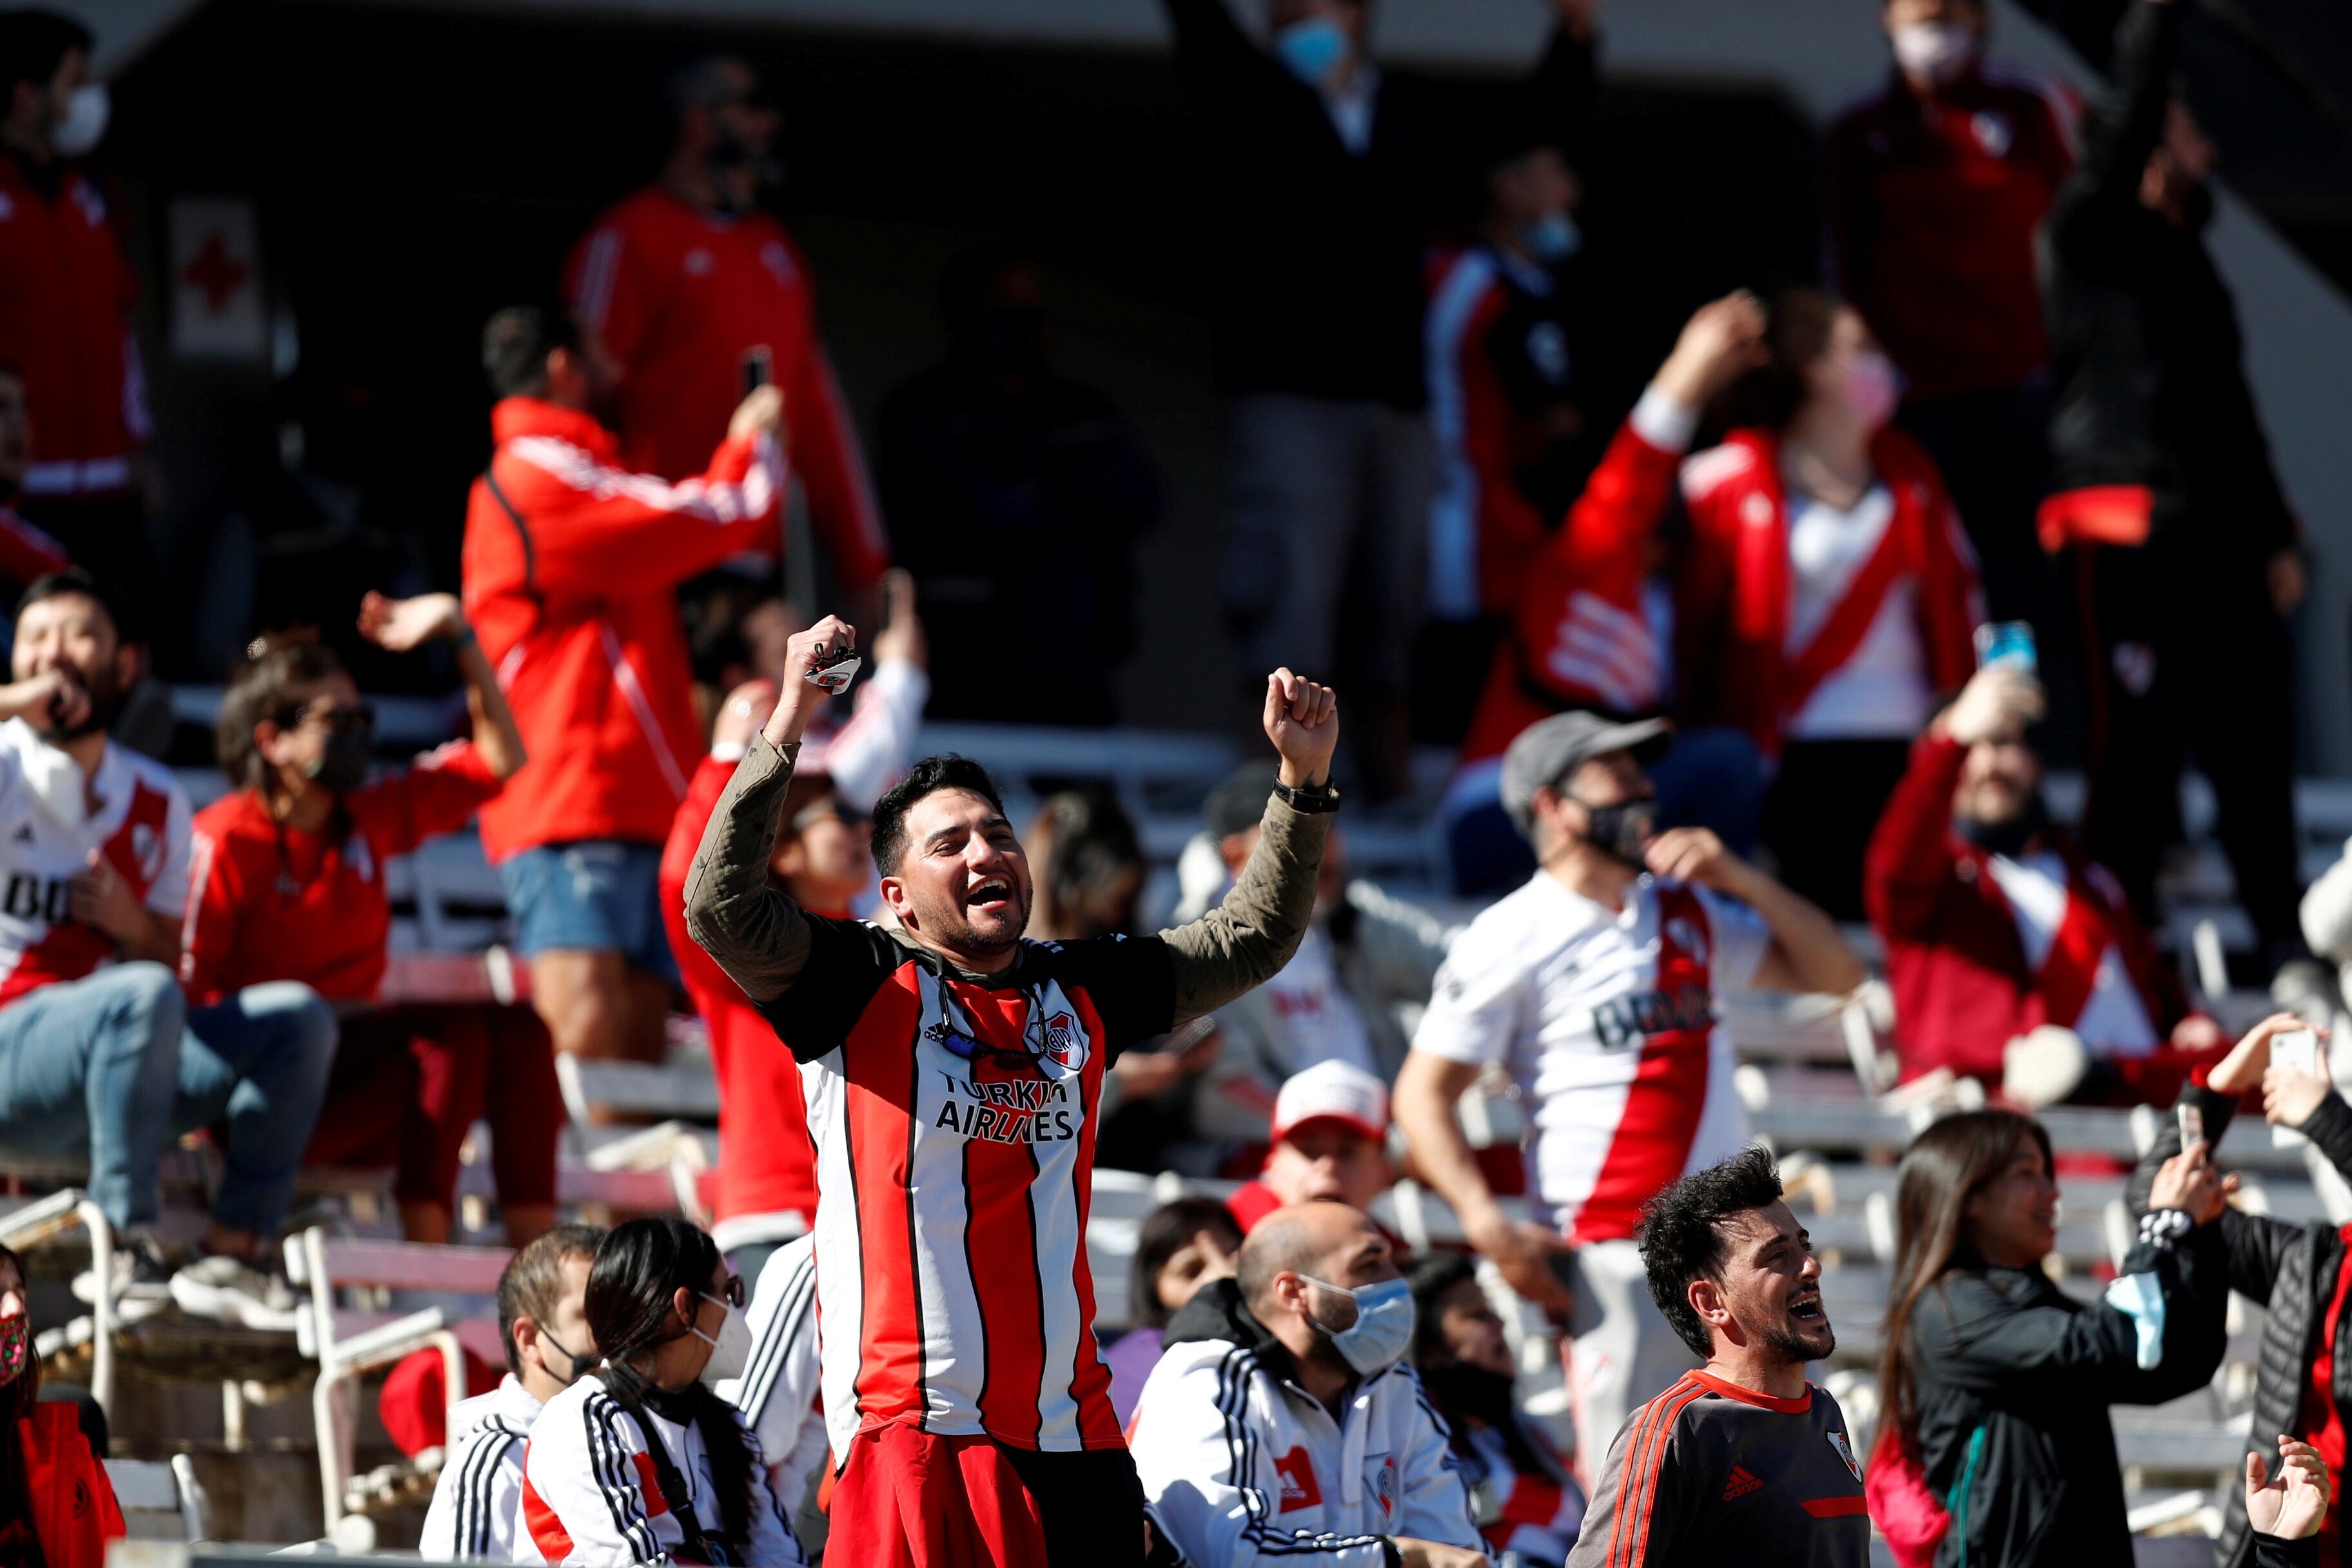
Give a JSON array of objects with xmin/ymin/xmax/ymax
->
[
  {"xmin": 791, "ymin": 798, "xmax": 872, "ymax": 834},
  {"xmin": 705, "ymin": 1274, "xmax": 747, "ymax": 1310},
  {"xmin": 291, "ymin": 700, "xmax": 377, "ymax": 735}
]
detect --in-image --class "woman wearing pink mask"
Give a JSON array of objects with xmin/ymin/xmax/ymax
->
[
  {"xmin": 0, "ymin": 1244, "xmax": 124, "ymax": 1568},
  {"xmin": 1673, "ymin": 287, "xmax": 1983, "ymax": 919}
]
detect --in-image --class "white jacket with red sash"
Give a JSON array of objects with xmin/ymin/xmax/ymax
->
[
  {"xmin": 1674, "ymin": 426, "xmax": 1981, "ymax": 758},
  {"xmin": 1865, "ymin": 729, "xmax": 2190, "ymax": 1085}
]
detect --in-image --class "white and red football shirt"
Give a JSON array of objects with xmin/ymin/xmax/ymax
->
[
  {"xmin": 0, "ymin": 719, "xmax": 191, "ymax": 1009},
  {"xmin": 1413, "ymin": 872, "xmax": 1767, "ymax": 1243},
  {"xmin": 756, "ymin": 918, "xmax": 1175, "ymax": 1459}
]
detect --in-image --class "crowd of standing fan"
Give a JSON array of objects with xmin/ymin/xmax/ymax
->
[{"xmin": 0, "ymin": 0, "xmax": 2338, "ymax": 1564}]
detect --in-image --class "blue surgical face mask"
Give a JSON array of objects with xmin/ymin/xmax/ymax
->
[
  {"xmin": 1300, "ymin": 1275, "xmax": 1416, "ymax": 1376},
  {"xmin": 1273, "ymin": 16, "xmax": 1351, "ymax": 86},
  {"xmin": 1524, "ymin": 211, "xmax": 1582, "ymax": 263}
]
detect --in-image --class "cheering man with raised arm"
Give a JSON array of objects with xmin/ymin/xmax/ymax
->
[{"xmin": 687, "ymin": 614, "xmax": 1340, "ymax": 1568}]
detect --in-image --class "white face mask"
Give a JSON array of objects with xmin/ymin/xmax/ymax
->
[
  {"xmin": 1890, "ymin": 21, "xmax": 1979, "ymax": 88},
  {"xmin": 52, "ymin": 84, "xmax": 108, "ymax": 159},
  {"xmin": 691, "ymin": 1295, "xmax": 754, "ymax": 1386}
]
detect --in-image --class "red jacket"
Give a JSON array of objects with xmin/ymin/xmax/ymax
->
[
  {"xmin": 1865, "ymin": 730, "xmax": 2186, "ymax": 1083},
  {"xmin": 1826, "ymin": 64, "xmax": 2077, "ymax": 402},
  {"xmin": 182, "ymin": 743, "xmax": 505, "ymax": 1004},
  {"xmin": 462, "ymin": 398, "xmax": 783, "ymax": 861},
  {"xmin": 0, "ymin": 156, "xmax": 146, "ymax": 498},
  {"xmin": 1458, "ymin": 413, "xmax": 1678, "ymax": 768},
  {"xmin": 566, "ymin": 188, "xmax": 888, "ymax": 590},
  {"xmin": 1674, "ymin": 426, "xmax": 1981, "ymax": 758},
  {"xmin": 14, "ymin": 1403, "xmax": 124, "ymax": 1568},
  {"xmin": 659, "ymin": 754, "xmax": 818, "ymax": 1228}
]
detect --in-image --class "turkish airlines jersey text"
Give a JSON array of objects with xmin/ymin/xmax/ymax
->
[
  {"xmin": 1413, "ymin": 873, "xmax": 1766, "ymax": 1243},
  {"xmin": 0, "ymin": 719, "xmax": 191, "ymax": 1009},
  {"xmin": 769, "ymin": 913, "xmax": 1171, "ymax": 1458},
  {"xmin": 685, "ymin": 736, "xmax": 1332, "ymax": 1464}
]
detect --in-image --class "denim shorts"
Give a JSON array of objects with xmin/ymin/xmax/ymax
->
[{"xmin": 496, "ymin": 840, "xmax": 680, "ymax": 983}]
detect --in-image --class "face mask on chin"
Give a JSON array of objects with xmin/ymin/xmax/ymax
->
[{"xmin": 536, "ymin": 1328, "xmax": 599, "ymax": 1387}]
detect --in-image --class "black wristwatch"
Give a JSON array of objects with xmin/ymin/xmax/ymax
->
[{"xmin": 1269, "ymin": 775, "xmax": 1341, "ymax": 814}]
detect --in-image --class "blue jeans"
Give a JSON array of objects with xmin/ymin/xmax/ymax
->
[
  {"xmin": 0, "ymin": 965, "xmax": 337, "ymax": 1234},
  {"xmin": 496, "ymin": 840, "xmax": 679, "ymax": 983}
]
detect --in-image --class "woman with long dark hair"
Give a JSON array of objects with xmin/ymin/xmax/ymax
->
[
  {"xmin": 1869, "ymin": 1108, "xmax": 2240, "ymax": 1565},
  {"xmin": 1674, "ymin": 287, "xmax": 1983, "ymax": 919},
  {"xmin": 517, "ymin": 1219, "xmax": 806, "ymax": 1565},
  {"xmin": 186, "ymin": 593, "xmax": 553, "ymax": 1246},
  {"xmin": 0, "ymin": 1244, "xmax": 123, "ymax": 1568}
]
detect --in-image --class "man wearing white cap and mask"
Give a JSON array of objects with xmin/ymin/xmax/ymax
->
[{"xmin": 1393, "ymin": 712, "xmax": 1861, "ymax": 1482}]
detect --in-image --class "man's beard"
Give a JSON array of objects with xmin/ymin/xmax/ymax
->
[
  {"xmin": 910, "ymin": 883, "xmax": 1032, "ymax": 959},
  {"xmin": 37, "ymin": 671, "xmax": 119, "ymax": 742},
  {"xmin": 1956, "ymin": 790, "xmax": 2048, "ymax": 859},
  {"xmin": 1754, "ymin": 1315, "xmax": 1835, "ymax": 1366}
]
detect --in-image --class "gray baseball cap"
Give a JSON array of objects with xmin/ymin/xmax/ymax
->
[{"xmin": 1500, "ymin": 712, "xmax": 1672, "ymax": 839}]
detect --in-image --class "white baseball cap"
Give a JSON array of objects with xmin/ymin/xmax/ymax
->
[{"xmin": 1269, "ymin": 1059, "xmax": 1390, "ymax": 1146}]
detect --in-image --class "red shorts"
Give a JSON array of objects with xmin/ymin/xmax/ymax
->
[
  {"xmin": 828, "ymin": 1423, "xmax": 1146, "ymax": 1568},
  {"xmin": 827, "ymin": 1425, "xmax": 1047, "ymax": 1568}
]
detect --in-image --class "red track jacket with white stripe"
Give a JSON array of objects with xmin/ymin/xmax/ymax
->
[
  {"xmin": 1864, "ymin": 729, "xmax": 2187, "ymax": 1086},
  {"xmin": 0, "ymin": 157, "xmax": 148, "ymax": 500},
  {"xmin": 462, "ymin": 397, "xmax": 784, "ymax": 861},
  {"xmin": 1460, "ymin": 409, "xmax": 1679, "ymax": 770},
  {"xmin": 566, "ymin": 189, "xmax": 889, "ymax": 592},
  {"xmin": 1674, "ymin": 427, "xmax": 1981, "ymax": 760}
]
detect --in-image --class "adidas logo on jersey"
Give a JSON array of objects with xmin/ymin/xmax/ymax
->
[{"xmin": 1722, "ymin": 1465, "xmax": 1765, "ymax": 1502}]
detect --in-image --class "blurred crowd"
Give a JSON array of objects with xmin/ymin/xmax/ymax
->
[{"xmin": 0, "ymin": 0, "xmax": 2342, "ymax": 1562}]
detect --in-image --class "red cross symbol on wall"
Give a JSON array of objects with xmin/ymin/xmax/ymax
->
[{"xmin": 181, "ymin": 232, "xmax": 250, "ymax": 313}]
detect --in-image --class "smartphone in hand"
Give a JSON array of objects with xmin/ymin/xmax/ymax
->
[{"xmin": 1974, "ymin": 621, "xmax": 2037, "ymax": 674}]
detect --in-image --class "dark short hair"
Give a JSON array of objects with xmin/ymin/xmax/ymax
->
[
  {"xmin": 482, "ymin": 306, "xmax": 582, "ymax": 400},
  {"xmin": 16, "ymin": 568, "xmax": 133, "ymax": 647},
  {"xmin": 1712, "ymin": 286, "xmax": 1843, "ymax": 433},
  {"xmin": 217, "ymin": 636, "xmax": 347, "ymax": 792},
  {"xmin": 870, "ymin": 754, "xmax": 1006, "ymax": 876},
  {"xmin": 1635, "ymin": 1144, "xmax": 1786, "ymax": 1358},
  {"xmin": 1131, "ymin": 1197, "xmax": 1243, "ymax": 1331},
  {"xmin": 496, "ymin": 1222, "xmax": 605, "ymax": 1378},
  {"xmin": 0, "ymin": 10, "xmax": 90, "ymax": 99}
]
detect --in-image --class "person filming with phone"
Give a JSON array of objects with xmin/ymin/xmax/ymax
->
[
  {"xmin": 2130, "ymin": 1014, "xmax": 2352, "ymax": 1568},
  {"xmin": 1865, "ymin": 654, "xmax": 2224, "ymax": 1108}
]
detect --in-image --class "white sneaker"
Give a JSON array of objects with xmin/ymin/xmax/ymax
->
[
  {"xmin": 168, "ymin": 1253, "xmax": 299, "ymax": 1330},
  {"xmin": 71, "ymin": 1235, "xmax": 173, "ymax": 1322}
]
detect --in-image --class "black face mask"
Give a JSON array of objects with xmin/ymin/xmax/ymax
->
[
  {"xmin": 1572, "ymin": 794, "xmax": 1658, "ymax": 869},
  {"xmin": 1424, "ymin": 1360, "xmax": 1518, "ymax": 1426},
  {"xmin": 538, "ymin": 1329, "xmax": 598, "ymax": 1387},
  {"xmin": 306, "ymin": 720, "xmax": 375, "ymax": 793},
  {"xmin": 1955, "ymin": 790, "xmax": 2048, "ymax": 859}
]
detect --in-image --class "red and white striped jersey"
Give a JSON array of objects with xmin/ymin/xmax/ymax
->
[
  {"xmin": 0, "ymin": 720, "xmax": 190, "ymax": 1010},
  {"xmin": 1411, "ymin": 874, "xmax": 1766, "ymax": 1244},
  {"xmin": 757, "ymin": 918, "xmax": 1177, "ymax": 1458}
]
